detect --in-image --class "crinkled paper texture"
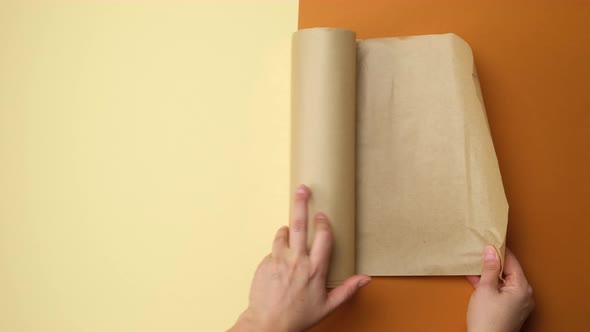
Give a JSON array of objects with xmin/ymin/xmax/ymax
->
[{"xmin": 292, "ymin": 28, "xmax": 508, "ymax": 286}]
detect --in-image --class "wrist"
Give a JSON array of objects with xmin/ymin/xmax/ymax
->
[
  {"xmin": 229, "ymin": 308, "xmax": 282, "ymax": 332},
  {"xmin": 467, "ymin": 325, "xmax": 509, "ymax": 332}
]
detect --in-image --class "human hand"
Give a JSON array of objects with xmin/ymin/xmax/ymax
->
[
  {"xmin": 466, "ymin": 246, "xmax": 535, "ymax": 332},
  {"xmin": 229, "ymin": 184, "xmax": 371, "ymax": 332}
]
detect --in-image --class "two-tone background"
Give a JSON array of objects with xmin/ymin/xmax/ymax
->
[{"xmin": 1, "ymin": 1, "xmax": 588, "ymax": 331}]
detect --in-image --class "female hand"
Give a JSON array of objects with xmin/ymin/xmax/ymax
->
[
  {"xmin": 229, "ymin": 185, "xmax": 370, "ymax": 332},
  {"xmin": 466, "ymin": 246, "xmax": 535, "ymax": 332}
]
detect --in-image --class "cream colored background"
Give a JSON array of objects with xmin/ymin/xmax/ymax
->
[{"xmin": 0, "ymin": 1, "xmax": 297, "ymax": 331}]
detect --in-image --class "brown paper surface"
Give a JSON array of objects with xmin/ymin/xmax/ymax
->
[
  {"xmin": 291, "ymin": 28, "xmax": 507, "ymax": 285},
  {"xmin": 291, "ymin": 28, "xmax": 357, "ymax": 287}
]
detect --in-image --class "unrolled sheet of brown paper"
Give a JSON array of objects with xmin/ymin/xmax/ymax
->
[{"xmin": 291, "ymin": 28, "xmax": 508, "ymax": 287}]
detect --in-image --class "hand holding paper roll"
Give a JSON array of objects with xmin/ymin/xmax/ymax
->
[
  {"xmin": 229, "ymin": 186, "xmax": 532, "ymax": 332},
  {"xmin": 231, "ymin": 26, "xmax": 522, "ymax": 332},
  {"xmin": 229, "ymin": 185, "xmax": 370, "ymax": 332}
]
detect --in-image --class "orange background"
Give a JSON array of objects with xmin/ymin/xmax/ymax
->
[{"xmin": 300, "ymin": 1, "xmax": 590, "ymax": 331}]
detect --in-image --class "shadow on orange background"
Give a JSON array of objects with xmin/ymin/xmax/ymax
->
[{"xmin": 299, "ymin": 1, "xmax": 590, "ymax": 331}]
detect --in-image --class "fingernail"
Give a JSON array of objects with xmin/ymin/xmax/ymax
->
[
  {"xmin": 358, "ymin": 278, "xmax": 371, "ymax": 288},
  {"xmin": 296, "ymin": 185, "xmax": 308, "ymax": 195},
  {"xmin": 315, "ymin": 212, "xmax": 327, "ymax": 220},
  {"xmin": 484, "ymin": 246, "xmax": 497, "ymax": 262}
]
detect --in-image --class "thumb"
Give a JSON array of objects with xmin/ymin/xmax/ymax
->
[
  {"xmin": 325, "ymin": 275, "xmax": 370, "ymax": 314},
  {"xmin": 478, "ymin": 245, "xmax": 501, "ymax": 291}
]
